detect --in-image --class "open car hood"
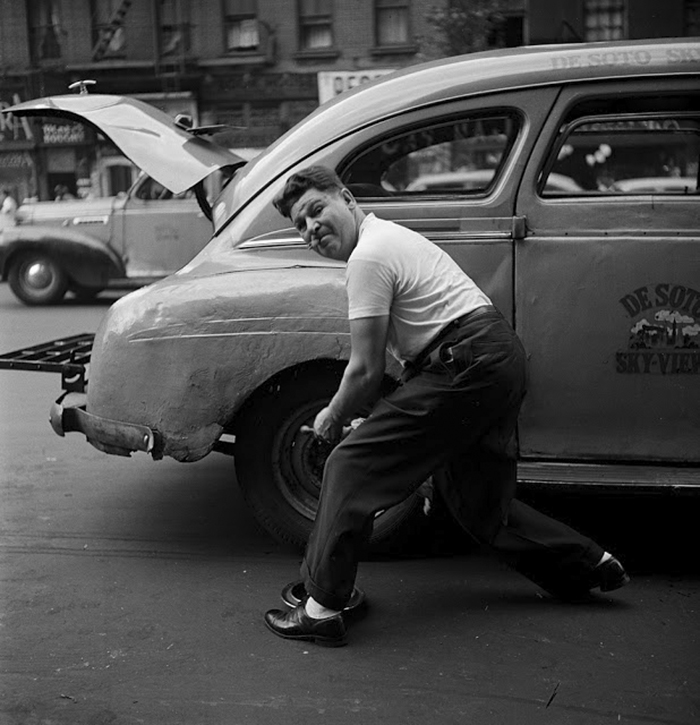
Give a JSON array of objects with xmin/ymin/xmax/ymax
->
[{"xmin": 4, "ymin": 94, "xmax": 244, "ymax": 195}]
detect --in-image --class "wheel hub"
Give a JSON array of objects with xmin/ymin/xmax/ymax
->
[
  {"xmin": 25, "ymin": 261, "xmax": 53, "ymax": 290},
  {"xmin": 275, "ymin": 410, "xmax": 334, "ymax": 518}
]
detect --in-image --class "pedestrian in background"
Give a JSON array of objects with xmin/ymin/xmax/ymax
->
[
  {"xmin": 264, "ymin": 165, "xmax": 630, "ymax": 647},
  {"xmin": 0, "ymin": 187, "xmax": 17, "ymax": 229}
]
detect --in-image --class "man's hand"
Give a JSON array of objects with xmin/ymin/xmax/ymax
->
[{"xmin": 313, "ymin": 405, "xmax": 344, "ymax": 444}]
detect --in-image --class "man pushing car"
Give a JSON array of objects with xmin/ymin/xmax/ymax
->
[{"xmin": 264, "ymin": 165, "xmax": 629, "ymax": 647}]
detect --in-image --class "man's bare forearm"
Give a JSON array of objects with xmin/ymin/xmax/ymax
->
[{"xmin": 326, "ymin": 361, "xmax": 383, "ymax": 424}]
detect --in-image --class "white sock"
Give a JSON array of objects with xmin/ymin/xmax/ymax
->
[
  {"xmin": 597, "ymin": 551, "xmax": 613, "ymax": 567},
  {"xmin": 305, "ymin": 596, "xmax": 341, "ymax": 619}
]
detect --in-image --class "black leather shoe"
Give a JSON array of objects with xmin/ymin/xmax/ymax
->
[
  {"xmin": 264, "ymin": 604, "xmax": 347, "ymax": 647},
  {"xmin": 541, "ymin": 555, "xmax": 631, "ymax": 601},
  {"xmin": 593, "ymin": 556, "xmax": 630, "ymax": 592}
]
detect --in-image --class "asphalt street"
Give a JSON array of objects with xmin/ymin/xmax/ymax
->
[{"xmin": 0, "ymin": 282, "xmax": 698, "ymax": 725}]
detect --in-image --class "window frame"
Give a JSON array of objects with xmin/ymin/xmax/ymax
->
[
  {"xmin": 90, "ymin": 0, "xmax": 128, "ymax": 60},
  {"xmin": 338, "ymin": 108, "xmax": 523, "ymax": 200},
  {"xmin": 222, "ymin": 0, "xmax": 260, "ymax": 53},
  {"xmin": 29, "ymin": 0, "xmax": 64, "ymax": 62},
  {"xmin": 297, "ymin": 0, "xmax": 335, "ymax": 53},
  {"xmin": 157, "ymin": 0, "xmax": 191, "ymax": 58},
  {"xmin": 374, "ymin": 0, "xmax": 411, "ymax": 49},
  {"xmin": 685, "ymin": 0, "xmax": 700, "ymax": 36},
  {"xmin": 538, "ymin": 111, "xmax": 700, "ymax": 198},
  {"xmin": 583, "ymin": 0, "xmax": 627, "ymax": 42}
]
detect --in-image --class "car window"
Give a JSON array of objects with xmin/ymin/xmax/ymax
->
[
  {"xmin": 340, "ymin": 113, "xmax": 520, "ymax": 198},
  {"xmin": 134, "ymin": 176, "xmax": 195, "ymax": 201},
  {"xmin": 541, "ymin": 112, "xmax": 700, "ymax": 196}
]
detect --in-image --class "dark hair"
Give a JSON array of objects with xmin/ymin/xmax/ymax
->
[{"xmin": 273, "ymin": 165, "xmax": 345, "ymax": 219}]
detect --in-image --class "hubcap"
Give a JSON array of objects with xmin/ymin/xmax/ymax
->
[
  {"xmin": 277, "ymin": 410, "xmax": 330, "ymax": 518},
  {"xmin": 25, "ymin": 261, "xmax": 53, "ymax": 290}
]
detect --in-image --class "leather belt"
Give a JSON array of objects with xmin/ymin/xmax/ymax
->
[{"xmin": 406, "ymin": 305, "xmax": 497, "ymax": 375}]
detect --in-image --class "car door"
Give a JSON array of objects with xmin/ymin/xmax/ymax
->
[
  {"xmin": 118, "ymin": 176, "xmax": 212, "ymax": 276},
  {"xmin": 515, "ymin": 77, "xmax": 700, "ymax": 463},
  {"xmin": 225, "ymin": 90, "xmax": 561, "ymax": 325},
  {"xmin": 314, "ymin": 89, "xmax": 560, "ymax": 322}
]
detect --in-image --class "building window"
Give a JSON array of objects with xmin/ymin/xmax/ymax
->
[
  {"xmin": 489, "ymin": 9, "xmax": 525, "ymax": 49},
  {"xmin": 29, "ymin": 0, "xmax": 64, "ymax": 61},
  {"xmin": 90, "ymin": 0, "xmax": 129, "ymax": 60},
  {"xmin": 584, "ymin": 0, "xmax": 626, "ymax": 42},
  {"xmin": 685, "ymin": 0, "xmax": 700, "ymax": 35},
  {"xmin": 223, "ymin": 0, "xmax": 260, "ymax": 51},
  {"xmin": 158, "ymin": 0, "xmax": 191, "ymax": 57},
  {"xmin": 375, "ymin": 0, "xmax": 410, "ymax": 47},
  {"xmin": 298, "ymin": 0, "xmax": 333, "ymax": 51}
]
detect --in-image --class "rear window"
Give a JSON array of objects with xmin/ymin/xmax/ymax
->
[
  {"xmin": 540, "ymin": 103, "xmax": 700, "ymax": 196},
  {"xmin": 340, "ymin": 112, "xmax": 521, "ymax": 198}
]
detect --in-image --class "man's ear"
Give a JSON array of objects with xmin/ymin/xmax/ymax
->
[{"xmin": 341, "ymin": 187, "xmax": 356, "ymax": 208}]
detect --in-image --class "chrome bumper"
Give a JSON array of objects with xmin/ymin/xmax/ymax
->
[{"xmin": 49, "ymin": 392, "xmax": 155, "ymax": 457}]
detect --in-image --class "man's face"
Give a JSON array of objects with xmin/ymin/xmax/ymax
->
[{"xmin": 289, "ymin": 186, "xmax": 359, "ymax": 262}]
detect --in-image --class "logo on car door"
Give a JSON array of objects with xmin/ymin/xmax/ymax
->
[{"xmin": 616, "ymin": 283, "xmax": 700, "ymax": 374}]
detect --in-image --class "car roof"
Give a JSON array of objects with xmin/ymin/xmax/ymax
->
[{"xmin": 231, "ymin": 38, "xmax": 700, "ymax": 214}]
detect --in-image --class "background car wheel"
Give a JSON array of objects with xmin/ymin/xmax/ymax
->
[
  {"xmin": 8, "ymin": 253, "xmax": 68, "ymax": 305},
  {"xmin": 233, "ymin": 364, "xmax": 424, "ymax": 552}
]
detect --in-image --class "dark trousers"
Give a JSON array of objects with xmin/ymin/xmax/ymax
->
[{"xmin": 301, "ymin": 308, "xmax": 603, "ymax": 610}]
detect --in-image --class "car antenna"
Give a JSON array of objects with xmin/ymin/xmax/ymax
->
[{"xmin": 68, "ymin": 79, "xmax": 97, "ymax": 95}]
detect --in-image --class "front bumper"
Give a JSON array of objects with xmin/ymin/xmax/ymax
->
[{"xmin": 50, "ymin": 391, "xmax": 156, "ymax": 457}]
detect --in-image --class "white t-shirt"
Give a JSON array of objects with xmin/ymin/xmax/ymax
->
[{"xmin": 346, "ymin": 213, "xmax": 491, "ymax": 364}]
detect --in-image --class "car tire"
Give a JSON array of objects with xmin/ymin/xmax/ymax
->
[
  {"xmin": 8, "ymin": 252, "xmax": 69, "ymax": 305},
  {"xmin": 233, "ymin": 364, "xmax": 424, "ymax": 553}
]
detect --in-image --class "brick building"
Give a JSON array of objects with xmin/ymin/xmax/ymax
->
[
  {"xmin": 0, "ymin": 0, "xmax": 696, "ymax": 202},
  {"xmin": 529, "ymin": 0, "xmax": 699, "ymax": 45},
  {"xmin": 0, "ymin": 0, "xmax": 530, "ymax": 201}
]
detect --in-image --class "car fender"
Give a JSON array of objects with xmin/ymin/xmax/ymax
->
[
  {"xmin": 0, "ymin": 225, "xmax": 124, "ymax": 287},
  {"xmin": 84, "ymin": 263, "xmax": 403, "ymax": 462}
]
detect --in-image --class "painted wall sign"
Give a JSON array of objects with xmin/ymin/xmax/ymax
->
[
  {"xmin": 616, "ymin": 283, "xmax": 700, "ymax": 375},
  {"xmin": 317, "ymin": 69, "xmax": 394, "ymax": 105},
  {"xmin": 550, "ymin": 46, "xmax": 700, "ymax": 71}
]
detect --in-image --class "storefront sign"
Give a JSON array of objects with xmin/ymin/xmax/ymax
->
[
  {"xmin": 0, "ymin": 151, "xmax": 33, "ymax": 168},
  {"xmin": 41, "ymin": 122, "xmax": 86, "ymax": 145},
  {"xmin": 317, "ymin": 69, "xmax": 394, "ymax": 105},
  {"xmin": 203, "ymin": 73, "xmax": 318, "ymax": 102},
  {"xmin": 0, "ymin": 94, "xmax": 34, "ymax": 143}
]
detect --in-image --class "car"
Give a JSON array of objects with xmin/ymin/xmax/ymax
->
[
  {"xmin": 0, "ymin": 171, "xmax": 219, "ymax": 305},
  {"xmin": 1, "ymin": 37, "xmax": 699, "ymax": 551}
]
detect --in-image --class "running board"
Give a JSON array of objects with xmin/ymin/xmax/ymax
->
[{"xmin": 517, "ymin": 461, "xmax": 700, "ymax": 494}]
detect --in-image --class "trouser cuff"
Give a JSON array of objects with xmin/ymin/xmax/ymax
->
[{"xmin": 300, "ymin": 560, "xmax": 352, "ymax": 611}]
